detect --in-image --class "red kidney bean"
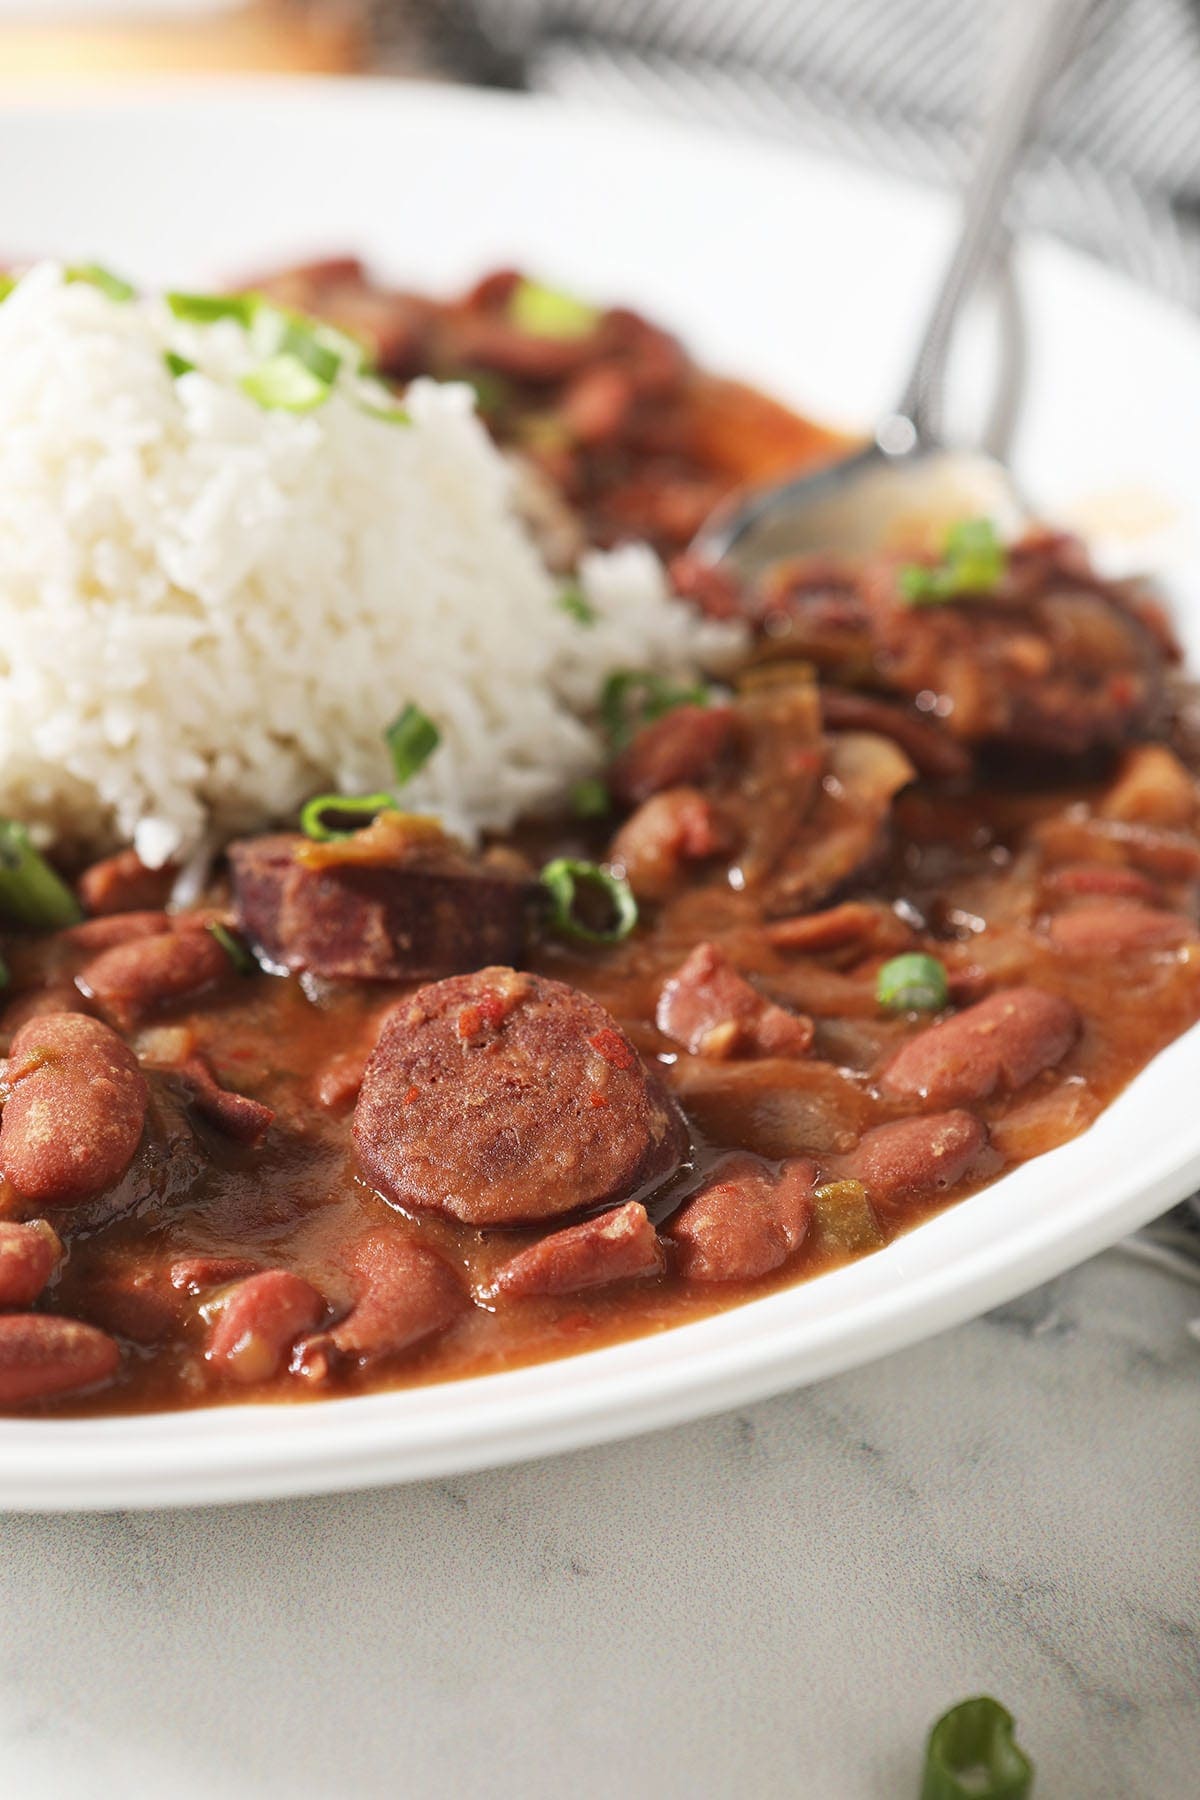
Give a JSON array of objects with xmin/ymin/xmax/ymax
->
[
  {"xmin": 1046, "ymin": 904, "xmax": 1192, "ymax": 957},
  {"xmin": 1040, "ymin": 863, "xmax": 1160, "ymax": 905},
  {"xmin": 60, "ymin": 911, "xmax": 172, "ymax": 953},
  {"xmin": 668, "ymin": 1155, "xmax": 814, "ymax": 1282},
  {"xmin": 78, "ymin": 1274, "xmax": 182, "ymax": 1345},
  {"xmin": 764, "ymin": 900, "xmax": 914, "ymax": 958},
  {"xmin": 312, "ymin": 1047, "xmax": 371, "ymax": 1112},
  {"xmin": 170, "ymin": 1256, "xmax": 263, "ymax": 1292},
  {"xmin": 77, "ymin": 848, "xmax": 176, "ymax": 916},
  {"xmin": 490, "ymin": 1201, "xmax": 664, "ymax": 1301},
  {"xmin": 0, "ymin": 1012, "xmax": 148, "ymax": 1206},
  {"xmin": 657, "ymin": 942, "xmax": 813, "ymax": 1060},
  {"xmin": 0, "ymin": 982, "xmax": 92, "ymax": 1034},
  {"xmin": 841, "ymin": 1111, "xmax": 987, "ymax": 1213},
  {"xmin": 302, "ymin": 1232, "xmax": 466, "ymax": 1374},
  {"xmin": 172, "ymin": 1054, "xmax": 274, "ymax": 1147},
  {"xmin": 206, "ymin": 1270, "xmax": 326, "ymax": 1385},
  {"xmin": 880, "ymin": 988, "xmax": 1078, "ymax": 1107},
  {"xmin": 559, "ymin": 363, "xmax": 635, "ymax": 446},
  {"xmin": 0, "ymin": 1220, "xmax": 63, "ymax": 1307},
  {"xmin": 609, "ymin": 787, "xmax": 731, "ymax": 901},
  {"xmin": 0, "ymin": 1314, "xmax": 120, "ymax": 1407},
  {"xmin": 79, "ymin": 928, "xmax": 232, "ymax": 1027},
  {"xmin": 609, "ymin": 704, "xmax": 739, "ymax": 808}
]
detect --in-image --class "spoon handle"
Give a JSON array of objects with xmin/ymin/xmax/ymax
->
[{"xmin": 896, "ymin": 0, "xmax": 1098, "ymax": 442}]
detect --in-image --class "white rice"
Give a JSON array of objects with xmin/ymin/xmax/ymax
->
[{"xmin": 0, "ymin": 264, "xmax": 742, "ymax": 866}]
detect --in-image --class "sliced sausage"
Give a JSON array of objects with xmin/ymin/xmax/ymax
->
[
  {"xmin": 0, "ymin": 1220, "xmax": 63, "ymax": 1308},
  {"xmin": 353, "ymin": 968, "xmax": 687, "ymax": 1226},
  {"xmin": 667, "ymin": 1154, "xmax": 814, "ymax": 1282},
  {"xmin": 0, "ymin": 1314, "xmax": 120, "ymax": 1407},
  {"xmin": 206, "ymin": 1270, "xmax": 326, "ymax": 1384},
  {"xmin": 880, "ymin": 988, "xmax": 1078, "ymax": 1108},
  {"xmin": 609, "ymin": 704, "xmax": 738, "ymax": 807},
  {"xmin": 0, "ymin": 1013, "xmax": 149, "ymax": 1206},
  {"xmin": 490, "ymin": 1201, "xmax": 664, "ymax": 1300},
  {"xmin": 77, "ymin": 848, "xmax": 175, "ymax": 916},
  {"xmin": 1045, "ymin": 905, "xmax": 1192, "ymax": 957},
  {"xmin": 79, "ymin": 928, "xmax": 232, "ymax": 1028},
  {"xmin": 229, "ymin": 833, "xmax": 535, "ymax": 982},
  {"xmin": 302, "ymin": 1232, "xmax": 465, "ymax": 1372},
  {"xmin": 656, "ymin": 942, "xmax": 813, "ymax": 1059},
  {"xmin": 841, "ymin": 1111, "xmax": 987, "ymax": 1212}
]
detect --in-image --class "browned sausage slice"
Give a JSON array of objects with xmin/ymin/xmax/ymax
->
[
  {"xmin": 489, "ymin": 1201, "xmax": 664, "ymax": 1300},
  {"xmin": 657, "ymin": 941, "xmax": 813, "ymax": 1060},
  {"xmin": 353, "ymin": 968, "xmax": 687, "ymax": 1225},
  {"xmin": 0, "ymin": 1314, "xmax": 120, "ymax": 1407},
  {"xmin": 880, "ymin": 988, "xmax": 1078, "ymax": 1108},
  {"xmin": 667, "ymin": 1154, "xmax": 814, "ymax": 1282},
  {"xmin": 841, "ymin": 1112, "xmax": 987, "ymax": 1213},
  {"xmin": 0, "ymin": 1013, "xmax": 149, "ymax": 1206},
  {"xmin": 0, "ymin": 1220, "xmax": 63, "ymax": 1308}
]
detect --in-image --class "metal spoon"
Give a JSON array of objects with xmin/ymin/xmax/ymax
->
[{"xmin": 692, "ymin": 0, "xmax": 1098, "ymax": 576}]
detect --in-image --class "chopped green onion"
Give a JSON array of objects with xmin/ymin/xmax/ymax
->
[
  {"xmin": 164, "ymin": 351, "xmax": 196, "ymax": 379},
  {"xmin": 251, "ymin": 304, "xmax": 364, "ymax": 383},
  {"xmin": 876, "ymin": 952, "xmax": 949, "ymax": 1013},
  {"xmin": 0, "ymin": 820, "xmax": 83, "ymax": 930},
  {"xmin": 299, "ymin": 792, "xmax": 396, "ymax": 843},
  {"xmin": 166, "ymin": 291, "xmax": 258, "ymax": 328},
  {"xmin": 900, "ymin": 518, "xmax": 1007, "ymax": 605},
  {"xmin": 385, "ymin": 704, "xmax": 440, "ymax": 787},
  {"xmin": 557, "ymin": 583, "xmax": 596, "ymax": 627},
  {"xmin": 921, "ymin": 1697, "xmax": 1033, "ymax": 1800},
  {"xmin": 206, "ymin": 921, "xmax": 256, "ymax": 975},
  {"xmin": 0, "ymin": 273, "xmax": 16, "ymax": 304},
  {"xmin": 66, "ymin": 263, "xmax": 136, "ymax": 303},
  {"xmin": 460, "ymin": 370, "xmax": 510, "ymax": 416},
  {"xmin": 569, "ymin": 778, "xmax": 610, "ymax": 820},
  {"xmin": 360, "ymin": 400, "xmax": 412, "ymax": 427},
  {"xmin": 600, "ymin": 669, "xmax": 712, "ymax": 749},
  {"xmin": 509, "ymin": 277, "xmax": 601, "ymax": 341},
  {"xmin": 540, "ymin": 858, "xmax": 637, "ymax": 945},
  {"xmin": 240, "ymin": 353, "xmax": 331, "ymax": 414}
]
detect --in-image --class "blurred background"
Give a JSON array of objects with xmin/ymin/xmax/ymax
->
[{"xmin": 2, "ymin": 0, "xmax": 1197, "ymax": 308}]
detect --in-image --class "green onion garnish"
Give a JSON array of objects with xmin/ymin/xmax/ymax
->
[
  {"xmin": 360, "ymin": 400, "xmax": 412, "ymax": 427},
  {"xmin": 299, "ymin": 792, "xmax": 396, "ymax": 844},
  {"xmin": 900, "ymin": 518, "xmax": 1007, "ymax": 605},
  {"xmin": 600, "ymin": 669, "xmax": 712, "ymax": 749},
  {"xmin": 461, "ymin": 371, "xmax": 510, "ymax": 416},
  {"xmin": 206, "ymin": 921, "xmax": 256, "ymax": 975},
  {"xmin": 0, "ymin": 820, "xmax": 83, "ymax": 930},
  {"xmin": 166, "ymin": 291, "xmax": 258, "ymax": 328},
  {"xmin": 921, "ymin": 1697, "xmax": 1033, "ymax": 1800},
  {"xmin": 251, "ymin": 304, "xmax": 366, "ymax": 384},
  {"xmin": 876, "ymin": 952, "xmax": 949, "ymax": 1013},
  {"xmin": 509, "ymin": 278, "xmax": 601, "ymax": 341},
  {"xmin": 164, "ymin": 351, "xmax": 196, "ymax": 379},
  {"xmin": 240, "ymin": 353, "xmax": 331, "ymax": 414},
  {"xmin": 540, "ymin": 858, "xmax": 637, "ymax": 945},
  {"xmin": 66, "ymin": 264, "xmax": 136, "ymax": 303},
  {"xmin": 0, "ymin": 274, "xmax": 16, "ymax": 304},
  {"xmin": 569, "ymin": 778, "xmax": 610, "ymax": 820},
  {"xmin": 385, "ymin": 704, "xmax": 440, "ymax": 787},
  {"xmin": 557, "ymin": 584, "xmax": 596, "ymax": 626}
]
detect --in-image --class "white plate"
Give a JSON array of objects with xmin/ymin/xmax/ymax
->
[{"xmin": 2, "ymin": 78, "xmax": 1200, "ymax": 1510}]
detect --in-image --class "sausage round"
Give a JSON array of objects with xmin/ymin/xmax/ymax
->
[
  {"xmin": 0, "ymin": 1013, "xmax": 149, "ymax": 1206},
  {"xmin": 880, "ymin": 988, "xmax": 1078, "ymax": 1108},
  {"xmin": 353, "ymin": 967, "xmax": 687, "ymax": 1225}
]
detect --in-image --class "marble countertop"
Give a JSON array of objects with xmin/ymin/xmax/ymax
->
[{"xmin": 0, "ymin": 1248, "xmax": 1197, "ymax": 1799}]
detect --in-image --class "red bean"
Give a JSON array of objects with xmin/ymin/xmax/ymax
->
[
  {"xmin": 60, "ymin": 911, "xmax": 172, "ymax": 953},
  {"xmin": 490, "ymin": 1201, "xmax": 664, "ymax": 1300},
  {"xmin": 172, "ymin": 1055, "xmax": 274, "ymax": 1147},
  {"xmin": 668, "ymin": 1155, "xmax": 814, "ymax": 1282},
  {"xmin": 0, "ymin": 1220, "xmax": 63, "ymax": 1307},
  {"xmin": 1040, "ymin": 863, "xmax": 1160, "ymax": 905},
  {"xmin": 609, "ymin": 704, "xmax": 738, "ymax": 807},
  {"xmin": 842, "ymin": 1112, "xmax": 987, "ymax": 1212},
  {"xmin": 77, "ymin": 848, "xmax": 175, "ymax": 916},
  {"xmin": 0, "ymin": 1314, "xmax": 119, "ymax": 1407},
  {"xmin": 302, "ymin": 1232, "xmax": 465, "ymax": 1374},
  {"xmin": 657, "ymin": 942, "xmax": 813, "ymax": 1060},
  {"xmin": 170, "ymin": 1256, "xmax": 263, "ymax": 1292},
  {"xmin": 78, "ymin": 928, "xmax": 232, "ymax": 1027},
  {"xmin": 0, "ymin": 1012, "xmax": 148, "ymax": 1206},
  {"xmin": 1046, "ymin": 904, "xmax": 1192, "ymax": 957},
  {"xmin": 206, "ymin": 1270, "xmax": 325, "ymax": 1385},
  {"xmin": 880, "ymin": 988, "xmax": 1078, "ymax": 1107},
  {"xmin": 609, "ymin": 787, "xmax": 730, "ymax": 901}
]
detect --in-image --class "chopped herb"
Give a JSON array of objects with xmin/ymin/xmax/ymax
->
[
  {"xmin": 900, "ymin": 518, "xmax": 1007, "ymax": 605},
  {"xmin": 600, "ymin": 669, "xmax": 711, "ymax": 749},
  {"xmin": 206, "ymin": 920, "xmax": 256, "ymax": 975},
  {"xmin": 385, "ymin": 704, "xmax": 440, "ymax": 787},
  {"xmin": 540, "ymin": 858, "xmax": 637, "ymax": 945},
  {"xmin": 164, "ymin": 351, "xmax": 196, "ymax": 379},
  {"xmin": 509, "ymin": 277, "xmax": 601, "ymax": 341},
  {"xmin": 252, "ymin": 304, "xmax": 365, "ymax": 383},
  {"xmin": 570, "ymin": 778, "xmax": 610, "ymax": 820},
  {"xmin": 240, "ymin": 353, "xmax": 331, "ymax": 414},
  {"xmin": 299, "ymin": 792, "xmax": 397, "ymax": 843},
  {"xmin": 66, "ymin": 263, "xmax": 136, "ymax": 303},
  {"xmin": 360, "ymin": 400, "xmax": 412, "ymax": 426},
  {"xmin": 876, "ymin": 952, "xmax": 949, "ymax": 1013},
  {"xmin": 921, "ymin": 1697, "xmax": 1033, "ymax": 1800},
  {"xmin": 557, "ymin": 583, "xmax": 596, "ymax": 626},
  {"xmin": 0, "ymin": 273, "xmax": 15, "ymax": 303},
  {"xmin": 166, "ymin": 290, "xmax": 258, "ymax": 328},
  {"xmin": 459, "ymin": 370, "xmax": 510, "ymax": 416},
  {"xmin": 0, "ymin": 819, "xmax": 83, "ymax": 929}
]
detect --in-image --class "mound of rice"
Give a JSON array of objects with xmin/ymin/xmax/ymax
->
[{"xmin": 0, "ymin": 264, "xmax": 741, "ymax": 867}]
